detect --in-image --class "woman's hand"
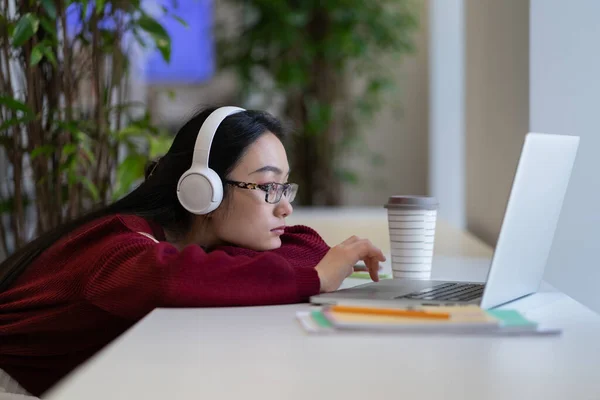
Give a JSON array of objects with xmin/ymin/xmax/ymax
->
[{"xmin": 314, "ymin": 236, "xmax": 386, "ymax": 293}]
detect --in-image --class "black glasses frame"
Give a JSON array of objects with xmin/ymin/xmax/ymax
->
[{"xmin": 225, "ymin": 180, "xmax": 298, "ymax": 204}]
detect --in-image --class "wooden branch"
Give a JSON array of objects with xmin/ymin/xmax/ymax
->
[
  {"xmin": 9, "ymin": 2, "xmax": 36, "ymax": 246},
  {"xmin": 1, "ymin": 0, "xmax": 16, "ymax": 103},
  {"xmin": 0, "ymin": 0, "xmax": 18, "ymax": 249},
  {"xmin": 49, "ymin": 65, "xmax": 62, "ymax": 226},
  {"xmin": 25, "ymin": 57, "xmax": 50, "ymax": 239},
  {"xmin": 0, "ymin": 212, "xmax": 10, "ymax": 258},
  {"xmin": 91, "ymin": 8, "xmax": 109, "ymax": 210},
  {"xmin": 51, "ymin": 1, "xmax": 73, "ymax": 225},
  {"xmin": 91, "ymin": 10, "xmax": 102, "ymax": 188},
  {"xmin": 11, "ymin": 153, "xmax": 24, "ymax": 248},
  {"xmin": 59, "ymin": 0, "xmax": 73, "ymax": 122},
  {"xmin": 67, "ymin": 183, "xmax": 77, "ymax": 221}
]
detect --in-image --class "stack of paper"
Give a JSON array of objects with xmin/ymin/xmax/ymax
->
[{"xmin": 296, "ymin": 305, "xmax": 561, "ymax": 336}]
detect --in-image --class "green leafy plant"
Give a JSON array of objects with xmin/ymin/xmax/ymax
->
[
  {"xmin": 0, "ymin": 0, "xmax": 184, "ymax": 255},
  {"xmin": 217, "ymin": 0, "xmax": 419, "ymax": 205}
]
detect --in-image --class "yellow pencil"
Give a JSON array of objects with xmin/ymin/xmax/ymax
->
[{"xmin": 330, "ymin": 305, "xmax": 451, "ymax": 320}]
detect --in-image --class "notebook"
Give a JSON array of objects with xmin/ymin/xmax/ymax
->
[{"xmin": 296, "ymin": 305, "xmax": 561, "ymax": 336}]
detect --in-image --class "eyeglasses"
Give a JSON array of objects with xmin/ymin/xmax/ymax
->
[{"xmin": 225, "ymin": 180, "xmax": 298, "ymax": 204}]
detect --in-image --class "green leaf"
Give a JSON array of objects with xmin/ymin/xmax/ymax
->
[
  {"xmin": 0, "ymin": 136, "xmax": 12, "ymax": 148},
  {"xmin": 81, "ymin": 146, "xmax": 96, "ymax": 164},
  {"xmin": 138, "ymin": 13, "xmax": 169, "ymax": 33},
  {"xmin": 62, "ymin": 143, "xmax": 78, "ymax": 156},
  {"xmin": 0, "ymin": 195, "xmax": 31, "ymax": 216},
  {"xmin": 173, "ymin": 15, "xmax": 188, "ymax": 28},
  {"xmin": 148, "ymin": 135, "xmax": 172, "ymax": 158},
  {"xmin": 335, "ymin": 168, "xmax": 360, "ymax": 185},
  {"xmin": 39, "ymin": 17, "xmax": 58, "ymax": 39},
  {"xmin": 0, "ymin": 114, "xmax": 35, "ymax": 132},
  {"xmin": 138, "ymin": 15, "xmax": 171, "ymax": 62},
  {"xmin": 31, "ymin": 145, "xmax": 55, "ymax": 159},
  {"xmin": 132, "ymin": 28, "xmax": 147, "ymax": 48},
  {"xmin": 12, "ymin": 13, "xmax": 40, "ymax": 47},
  {"xmin": 0, "ymin": 198, "xmax": 12, "ymax": 215},
  {"xmin": 138, "ymin": 15, "xmax": 169, "ymax": 39},
  {"xmin": 79, "ymin": 176, "xmax": 100, "ymax": 201},
  {"xmin": 305, "ymin": 99, "xmax": 332, "ymax": 135},
  {"xmin": 72, "ymin": 129, "xmax": 92, "ymax": 144},
  {"xmin": 30, "ymin": 44, "xmax": 44, "ymax": 66},
  {"xmin": 154, "ymin": 38, "xmax": 171, "ymax": 63},
  {"xmin": 116, "ymin": 124, "xmax": 146, "ymax": 140},
  {"xmin": 112, "ymin": 154, "xmax": 146, "ymax": 200},
  {"xmin": 41, "ymin": 0, "xmax": 57, "ymax": 20},
  {"xmin": 66, "ymin": 167, "xmax": 78, "ymax": 185},
  {"xmin": 105, "ymin": 101, "xmax": 146, "ymax": 115},
  {"xmin": 0, "ymin": 96, "xmax": 32, "ymax": 114},
  {"xmin": 286, "ymin": 11, "xmax": 308, "ymax": 27},
  {"xmin": 41, "ymin": 45, "xmax": 57, "ymax": 66},
  {"xmin": 54, "ymin": 119, "xmax": 79, "ymax": 133},
  {"xmin": 81, "ymin": 0, "xmax": 90, "ymax": 15},
  {"xmin": 96, "ymin": 0, "xmax": 106, "ymax": 15}
]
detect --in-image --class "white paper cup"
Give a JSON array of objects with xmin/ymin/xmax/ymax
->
[
  {"xmin": 390, "ymin": 249, "xmax": 434, "ymax": 258},
  {"xmin": 391, "ymin": 242, "xmax": 435, "ymax": 250},
  {"xmin": 385, "ymin": 196, "xmax": 438, "ymax": 280},
  {"xmin": 389, "ymin": 232, "xmax": 436, "ymax": 241},
  {"xmin": 388, "ymin": 222, "xmax": 437, "ymax": 229}
]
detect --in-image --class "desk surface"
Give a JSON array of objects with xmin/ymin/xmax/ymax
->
[{"xmin": 45, "ymin": 208, "xmax": 600, "ymax": 400}]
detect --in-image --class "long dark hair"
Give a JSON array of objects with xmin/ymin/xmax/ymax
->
[{"xmin": 0, "ymin": 107, "xmax": 287, "ymax": 291}]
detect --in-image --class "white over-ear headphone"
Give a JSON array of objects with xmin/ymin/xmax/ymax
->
[{"xmin": 176, "ymin": 106, "xmax": 246, "ymax": 215}]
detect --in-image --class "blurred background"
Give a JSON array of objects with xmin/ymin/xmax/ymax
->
[{"xmin": 2, "ymin": 1, "xmax": 600, "ymax": 311}]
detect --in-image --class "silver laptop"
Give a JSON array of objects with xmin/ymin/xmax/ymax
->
[{"xmin": 311, "ymin": 133, "xmax": 580, "ymax": 309}]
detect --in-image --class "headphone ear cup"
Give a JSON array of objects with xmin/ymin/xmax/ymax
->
[{"xmin": 177, "ymin": 167, "xmax": 223, "ymax": 215}]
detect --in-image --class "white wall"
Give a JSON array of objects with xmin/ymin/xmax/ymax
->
[
  {"xmin": 428, "ymin": 0, "xmax": 529, "ymax": 241},
  {"xmin": 464, "ymin": 0, "xmax": 530, "ymax": 246},
  {"xmin": 530, "ymin": 0, "xmax": 600, "ymax": 313},
  {"xmin": 429, "ymin": 0, "xmax": 465, "ymax": 229},
  {"xmin": 342, "ymin": 0, "xmax": 430, "ymax": 206}
]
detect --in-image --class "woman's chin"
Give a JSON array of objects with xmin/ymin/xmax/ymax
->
[
  {"xmin": 243, "ymin": 237, "xmax": 282, "ymax": 252},
  {"xmin": 266, "ymin": 237, "xmax": 282, "ymax": 250}
]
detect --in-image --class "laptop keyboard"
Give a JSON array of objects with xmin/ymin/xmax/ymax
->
[{"xmin": 397, "ymin": 282, "xmax": 485, "ymax": 302}]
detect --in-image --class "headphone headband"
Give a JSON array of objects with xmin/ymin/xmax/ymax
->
[
  {"xmin": 192, "ymin": 106, "xmax": 246, "ymax": 168},
  {"xmin": 176, "ymin": 106, "xmax": 246, "ymax": 215}
]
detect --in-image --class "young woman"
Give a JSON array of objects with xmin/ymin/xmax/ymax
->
[{"xmin": 0, "ymin": 106, "xmax": 384, "ymax": 396}]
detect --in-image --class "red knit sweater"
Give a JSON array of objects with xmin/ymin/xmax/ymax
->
[{"xmin": 0, "ymin": 214, "xmax": 329, "ymax": 396}]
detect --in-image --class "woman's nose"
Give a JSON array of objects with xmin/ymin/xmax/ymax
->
[{"xmin": 275, "ymin": 197, "xmax": 293, "ymax": 218}]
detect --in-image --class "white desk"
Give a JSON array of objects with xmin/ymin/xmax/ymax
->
[{"xmin": 45, "ymin": 208, "xmax": 600, "ymax": 400}]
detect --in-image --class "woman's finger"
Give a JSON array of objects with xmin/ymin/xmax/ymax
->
[
  {"xmin": 365, "ymin": 256, "xmax": 380, "ymax": 282},
  {"xmin": 353, "ymin": 240, "xmax": 385, "ymax": 261},
  {"xmin": 340, "ymin": 235, "xmax": 361, "ymax": 246}
]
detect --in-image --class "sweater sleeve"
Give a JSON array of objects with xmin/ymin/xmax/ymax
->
[
  {"xmin": 214, "ymin": 225, "xmax": 331, "ymax": 269},
  {"xmin": 84, "ymin": 234, "xmax": 321, "ymax": 320}
]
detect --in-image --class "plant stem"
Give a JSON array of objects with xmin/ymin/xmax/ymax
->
[
  {"xmin": 0, "ymin": 214, "xmax": 9, "ymax": 258},
  {"xmin": 91, "ymin": 8, "xmax": 107, "ymax": 211},
  {"xmin": 1, "ymin": 0, "xmax": 17, "ymax": 251},
  {"xmin": 54, "ymin": 0, "xmax": 74, "ymax": 224},
  {"xmin": 59, "ymin": 0, "xmax": 73, "ymax": 123}
]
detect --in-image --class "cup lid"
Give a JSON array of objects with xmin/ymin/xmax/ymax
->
[{"xmin": 384, "ymin": 195, "xmax": 439, "ymax": 210}]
